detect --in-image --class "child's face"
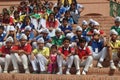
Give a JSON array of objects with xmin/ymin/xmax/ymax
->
[
  {"xmin": 56, "ymin": 32, "xmax": 61, "ymax": 37},
  {"xmin": 6, "ymin": 42, "xmax": 12, "ymax": 48},
  {"xmin": 79, "ymin": 42, "xmax": 86, "ymax": 48},
  {"xmin": 0, "ymin": 29, "xmax": 3, "ymax": 35},
  {"xmin": 9, "ymin": 31, "xmax": 14, "ymax": 35},
  {"xmin": 63, "ymin": 20, "xmax": 68, "ymax": 26},
  {"xmin": 65, "ymin": 12, "xmax": 70, "ymax": 18},
  {"xmin": 51, "ymin": 47, "xmax": 57, "ymax": 53},
  {"xmin": 25, "ymin": 30, "xmax": 30, "ymax": 36},
  {"xmin": 20, "ymin": 39, "xmax": 27, "ymax": 46},
  {"xmin": 63, "ymin": 40, "xmax": 70, "ymax": 48},
  {"xmin": 76, "ymin": 31, "xmax": 82, "ymax": 35},
  {"xmin": 93, "ymin": 34, "xmax": 100, "ymax": 40},
  {"xmin": 38, "ymin": 43, "xmax": 44, "ymax": 49},
  {"xmin": 94, "ymin": 25, "xmax": 99, "ymax": 30},
  {"xmin": 115, "ymin": 21, "xmax": 120, "ymax": 26},
  {"xmin": 111, "ymin": 34, "xmax": 118, "ymax": 41},
  {"xmin": 82, "ymin": 25, "xmax": 87, "ymax": 30}
]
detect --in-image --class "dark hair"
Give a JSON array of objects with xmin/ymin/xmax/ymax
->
[
  {"xmin": 14, "ymin": 10, "xmax": 19, "ymax": 15},
  {"xmin": 51, "ymin": 45, "xmax": 57, "ymax": 49},
  {"xmin": 62, "ymin": 18, "xmax": 68, "ymax": 22},
  {"xmin": 79, "ymin": 37, "xmax": 86, "ymax": 43},
  {"xmin": 0, "ymin": 25, "xmax": 4, "ymax": 30},
  {"xmin": 63, "ymin": 37, "xmax": 70, "ymax": 43}
]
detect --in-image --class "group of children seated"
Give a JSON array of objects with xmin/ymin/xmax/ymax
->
[
  {"xmin": 0, "ymin": 16, "xmax": 120, "ymax": 75},
  {"xmin": 0, "ymin": 0, "xmax": 120, "ymax": 75}
]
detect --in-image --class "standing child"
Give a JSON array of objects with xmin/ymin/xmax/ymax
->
[{"xmin": 47, "ymin": 45, "xmax": 57, "ymax": 74}]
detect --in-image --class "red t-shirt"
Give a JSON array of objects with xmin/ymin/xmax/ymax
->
[
  {"xmin": 58, "ymin": 47, "xmax": 75, "ymax": 57},
  {"xmin": 77, "ymin": 47, "xmax": 91, "ymax": 59},
  {"xmin": 11, "ymin": 43, "xmax": 32, "ymax": 55},
  {"xmin": 46, "ymin": 19, "xmax": 59, "ymax": 28},
  {"xmin": 0, "ymin": 46, "xmax": 12, "ymax": 57}
]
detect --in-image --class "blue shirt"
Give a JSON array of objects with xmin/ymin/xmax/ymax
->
[
  {"xmin": 59, "ymin": 25, "xmax": 72, "ymax": 35},
  {"xmin": 35, "ymin": 35, "xmax": 51, "ymax": 42},
  {"xmin": 20, "ymin": 23, "xmax": 34, "ymax": 30},
  {"xmin": 90, "ymin": 40, "xmax": 104, "ymax": 52},
  {"xmin": 0, "ymin": 33, "xmax": 6, "ymax": 42},
  {"xmin": 17, "ymin": 32, "xmax": 34, "ymax": 41}
]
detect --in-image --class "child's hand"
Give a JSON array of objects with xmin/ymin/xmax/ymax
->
[{"xmin": 30, "ymin": 54, "xmax": 35, "ymax": 60}]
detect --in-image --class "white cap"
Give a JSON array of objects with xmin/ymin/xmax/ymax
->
[
  {"xmin": 82, "ymin": 20, "xmax": 88, "ymax": 25},
  {"xmin": 115, "ymin": 16, "xmax": 120, "ymax": 22},
  {"xmin": 6, "ymin": 36, "xmax": 14, "ymax": 42},
  {"xmin": 41, "ymin": 28, "xmax": 49, "ymax": 33},
  {"xmin": 110, "ymin": 29, "xmax": 118, "ymax": 35},
  {"xmin": 66, "ymin": 33, "xmax": 74, "ymax": 39},
  {"xmin": 93, "ymin": 21, "xmax": 100, "ymax": 26},
  {"xmin": 25, "ymin": 26, "xmax": 31, "ymax": 31},
  {"xmin": 19, "ymin": 34, "xmax": 27, "ymax": 40},
  {"xmin": 93, "ymin": 29, "xmax": 100, "ymax": 35},
  {"xmin": 9, "ymin": 26, "xmax": 15, "ymax": 31},
  {"xmin": 55, "ymin": 28, "xmax": 61, "ymax": 33},
  {"xmin": 37, "ymin": 37, "xmax": 44, "ymax": 43},
  {"xmin": 89, "ymin": 19, "xmax": 94, "ymax": 24},
  {"xmin": 76, "ymin": 26, "xmax": 82, "ymax": 31}
]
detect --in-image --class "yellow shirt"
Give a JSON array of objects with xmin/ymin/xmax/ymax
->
[
  {"xmin": 62, "ymin": 0, "xmax": 72, "ymax": 5},
  {"xmin": 109, "ymin": 40, "xmax": 120, "ymax": 53},
  {"xmin": 32, "ymin": 47, "xmax": 50, "ymax": 57}
]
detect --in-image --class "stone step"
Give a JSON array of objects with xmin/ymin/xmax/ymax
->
[{"xmin": 0, "ymin": 74, "xmax": 120, "ymax": 80}]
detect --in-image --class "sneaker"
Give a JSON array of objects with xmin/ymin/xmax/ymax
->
[
  {"xmin": 76, "ymin": 70, "xmax": 80, "ymax": 75},
  {"xmin": 97, "ymin": 62, "xmax": 103, "ymax": 68},
  {"xmin": 110, "ymin": 62, "xmax": 116, "ymax": 70},
  {"xmin": 118, "ymin": 63, "xmax": 120, "ymax": 68},
  {"xmin": 56, "ymin": 72, "xmax": 62, "ymax": 75},
  {"xmin": 10, "ymin": 70, "xmax": 19, "ymax": 73},
  {"xmin": 89, "ymin": 64, "xmax": 93, "ymax": 68},
  {"xmin": 25, "ymin": 69, "xmax": 30, "ymax": 73},
  {"xmin": 3, "ymin": 71, "xmax": 8, "ymax": 73},
  {"xmin": 66, "ymin": 71, "xmax": 71, "ymax": 75},
  {"xmin": 82, "ymin": 71, "xmax": 86, "ymax": 75}
]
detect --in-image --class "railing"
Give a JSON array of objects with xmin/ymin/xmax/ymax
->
[{"xmin": 110, "ymin": 0, "xmax": 120, "ymax": 17}]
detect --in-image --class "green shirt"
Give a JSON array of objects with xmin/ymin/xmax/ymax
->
[
  {"xmin": 31, "ymin": 13, "xmax": 41, "ymax": 19},
  {"xmin": 111, "ymin": 26, "xmax": 120, "ymax": 35},
  {"xmin": 52, "ymin": 35, "xmax": 65, "ymax": 46}
]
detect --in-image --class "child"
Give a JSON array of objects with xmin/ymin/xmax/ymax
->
[
  {"xmin": 111, "ymin": 16, "xmax": 120, "ymax": 36},
  {"xmin": 47, "ymin": 45, "xmax": 57, "ymax": 74},
  {"xmin": 30, "ymin": 37, "xmax": 50, "ymax": 73},
  {"xmin": 0, "ymin": 25, "xmax": 6, "ymax": 47},
  {"xmin": 52, "ymin": 28, "xmax": 65, "ymax": 47},
  {"xmin": 57, "ymin": 37, "xmax": 75, "ymax": 75},
  {"xmin": 74, "ymin": 38, "xmax": 93, "ymax": 75},
  {"xmin": 89, "ymin": 30, "xmax": 107, "ymax": 68},
  {"xmin": 108, "ymin": 29, "xmax": 120, "ymax": 70},
  {"xmin": 59, "ymin": 18, "xmax": 72, "ymax": 35},
  {"xmin": 0, "ymin": 37, "xmax": 14, "ymax": 73}
]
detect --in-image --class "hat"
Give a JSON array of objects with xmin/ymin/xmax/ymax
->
[
  {"xmin": 66, "ymin": 33, "xmax": 74, "ymax": 39},
  {"xmin": 110, "ymin": 29, "xmax": 118, "ymax": 35},
  {"xmin": 55, "ymin": 28, "xmax": 61, "ymax": 33},
  {"xmin": 6, "ymin": 36, "xmax": 14, "ymax": 42},
  {"xmin": 19, "ymin": 34, "xmax": 27, "ymax": 40},
  {"xmin": 76, "ymin": 26, "xmax": 82, "ymax": 31},
  {"xmin": 37, "ymin": 37, "xmax": 44, "ymax": 43},
  {"xmin": 93, "ymin": 29, "xmax": 100, "ymax": 35},
  {"xmin": 115, "ymin": 16, "xmax": 120, "ymax": 22},
  {"xmin": 82, "ymin": 20, "xmax": 88, "ymax": 25},
  {"xmin": 89, "ymin": 19, "xmax": 94, "ymax": 24},
  {"xmin": 9, "ymin": 26, "xmax": 15, "ymax": 31},
  {"xmin": 41, "ymin": 28, "xmax": 49, "ymax": 33},
  {"xmin": 25, "ymin": 26, "xmax": 32, "ymax": 31},
  {"xmin": 93, "ymin": 21, "xmax": 100, "ymax": 26}
]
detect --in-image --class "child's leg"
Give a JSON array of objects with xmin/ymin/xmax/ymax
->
[
  {"xmin": 4, "ymin": 54, "xmax": 11, "ymax": 72},
  {"xmin": 47, "ymin": 63, "xmax": 53, "ymax": 73}
]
